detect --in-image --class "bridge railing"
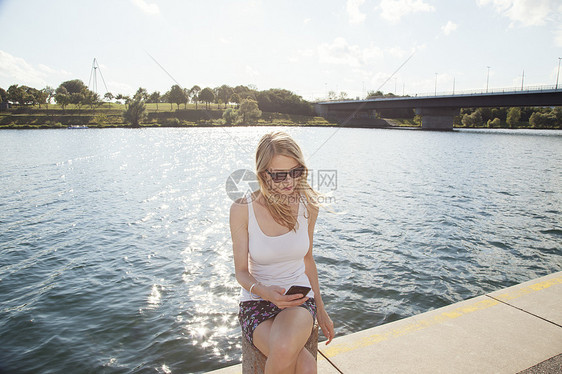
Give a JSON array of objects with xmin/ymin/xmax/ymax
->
[
  {"xmin": 413, "ymin": 84, "xmax": 559, "ymax": 98},
  {"xmin": 316, "ymin": 84, "xmax": 560, "ymax": 103}
]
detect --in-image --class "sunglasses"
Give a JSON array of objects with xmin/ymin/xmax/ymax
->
[{"xmin": 266, "ymin": 166, "xmax": 305, "ymax": 183}]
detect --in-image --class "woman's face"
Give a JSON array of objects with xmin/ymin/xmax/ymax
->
[{"xmin": 265, "ymin": 155, "xmax": 301, "ymax": 196}]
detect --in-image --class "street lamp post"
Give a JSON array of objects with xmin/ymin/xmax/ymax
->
[
  {"xmin": 453, "ymin": 77, "xmax": 455, "ymax": 95},
  {"xmin": 486, "ymin": 66, "xmax": 491, "ymax": 93},
  {"xmin": 556, "ymin": 57, "xmax": 562, "ymax": 89},
  {"xmin": 434, "ymin": 73, "xmax": 438, "ymax": 96}
]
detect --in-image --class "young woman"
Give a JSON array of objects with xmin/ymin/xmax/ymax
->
[{"xmin": 230, "ymin": 131, "xmax": 335, "ymax": 373}]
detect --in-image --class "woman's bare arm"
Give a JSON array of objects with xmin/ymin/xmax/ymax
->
[{"xmin": 304, "ymin": 204, "xmax": 335, "ymax": 344}]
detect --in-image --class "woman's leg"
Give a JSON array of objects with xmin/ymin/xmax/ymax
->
[{"xmin": 253, "ymin": 307, "xmax": 315, "ymax": 374}]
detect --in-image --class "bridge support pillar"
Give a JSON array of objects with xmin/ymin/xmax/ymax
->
[{"xmin": 415, "ymin": 107, "xmax": 459, "ymax": 131}]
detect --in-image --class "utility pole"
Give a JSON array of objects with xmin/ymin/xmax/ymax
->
[
  {"xmin": 453, "ymin": 77, "xmax": 455, "ymax": 95},
  {"xmin": 556, "ymin": 57, "xmax": 562, "ymax": 89},
  {"xmin": 434, "ymin": 73, "xmax": 438, "ymax": 96},
  {"xmin": 486, "ymin": 66, "xmax": 491, "ymax": 93},
  {"xmin": 521, "ymin": 69, "xmax": 524, "ymax": 91}
]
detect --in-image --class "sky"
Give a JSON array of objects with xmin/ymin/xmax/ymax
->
[{"xmin": 1, "ymin": 0, "xmax": 561, "ymax": 101}]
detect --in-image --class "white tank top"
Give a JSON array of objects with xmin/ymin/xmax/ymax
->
[{"xmin": 239, "ymin": 196, "xmax": 314, "ymax": 302}]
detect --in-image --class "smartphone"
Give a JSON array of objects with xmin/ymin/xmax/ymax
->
[{"xmin": 285, "ymin": 285, "xmax": 311, "ymax": 298}]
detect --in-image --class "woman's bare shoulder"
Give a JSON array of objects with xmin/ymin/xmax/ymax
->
[{"xmin": 230, "ymin": 192, "xmax": 260, "ymax": 220}]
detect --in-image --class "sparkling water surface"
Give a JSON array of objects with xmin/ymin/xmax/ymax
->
[{"xmin": 0, "ymin": 127, "xmax": 560, "ymax": 373}]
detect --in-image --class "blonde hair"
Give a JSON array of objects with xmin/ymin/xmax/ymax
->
[{"xmin": 255, "ymin": 131, "xmax": 319, "ymax": 231}]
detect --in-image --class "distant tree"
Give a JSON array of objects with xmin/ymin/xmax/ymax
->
[
  {"xmin": 529, "ymin": 111, "xmax": 556, "ymax": 128},
  {"xmin": 148, "ymin": 91, "xmax": 161, "ymax": 111},
  {"xmin": 190, "ymin": 85, "xmax": 201, "ymax": 109},
  {"xmin": 84, "ymin": 91, "xmax": 101, "ymax": 111},
  {"xmin": 491, "ymin": 107, "xmax": 506, "ymax": 122},
  {"xmin": 133, "ymin": 87, "xmax": 149, "ymax": 102},
  {"xmin": 104, "ymin": 92, "xmax": 114, "ymax": 108},
  {"xmin": 123, "ymin": 99, "xmax": 147, "ymax": 127},
  {"xmin": 199, "ymin": 87, "xmax": 215, "ymax": 109},
  {"xmin": 553, "ymin": 107, "xmax": 562, "ymax": 125},
  {"xmin": 234, "ymin": 85, "xmax": 256, "ymax": 100},
  {"xmin": 27, "ymin": 87, "xmax": 41, "ymax": 106},
  {"xmin": 183, "ymin": 88, "xmax": 190, "ymax": 109},
  {"xmin": 70, "ymin": 92, "xmax": 85, "ymax": 111},
  {"xmin": 461, "ymin": 110, "xmax": 483, "ymax": 127},
  {"xmin": 7, "ymin": 85, "xmax": 27, "ymax": 105},
  {"xmin": 257, "ymin": 91, "xmax": 271, "ymax": 109},
  {"xmin": 256, "ymin": 88, "xmax": 312, "ymax": 115},
  {"xmin": 35, "ymin": 88, "xmax": 49, "ymax": 109},
  {"xmin": 339, "ymin": 91, "xmax": 348, "ymax": 100},
  {"xmin": 44, "ymin": 86, "xmax": 55, "ymax": 109},
  {"xmin": 230, "ymin": 93, "xmax": 240, "ymax": 108},
  {"xmin": 328, "ymin": 90, "xmax": 337, "ymax": 100},
  {"xmin": 213, "ymin": 87, "xmax": 221, "ymax": 109},
  {"xmin": 59, "ymin": 79, "xmax": 89, "ymax": 95},
  {"xmin": 55, "ymin": 86, "xmax": 71, "ymax": 110},
  {"xmin": 0, "ymin": 87, "xmax": 7, "ymax": 102},
  {"xmin": 366, "ymin": 90, "xmax": 384, "ymax": 99},
  {"xmin": 216, "ymin": 85, "xmax": 234, "ymax": 109},
  {"xmin": 506, "ymin": 107, "xmax": 521, "ymax": 128},
  {"xmin": 238, "ymin": 98, "xmax": 261, "ymax": 124},
  {"xmin": 160, "ymin": 91, "xmax": 172, "ymax": 110},
  {"xmin": 56, "ymin": 79, "xmax": 95, "ymax": 110},
  {"xmin": 168, "ymin": 85, "xmax": 185, "ymax": 110},
  {"xmin": 487, "ymin": 117, "xmax": 501, "ymax": 128},
  {"xmin": 223, "ymin": 108, "xmax": 238, "ymax": 125},
  {"xmin": 123, "ymin": 96, "xmax": 132, "ymax": 109},
  {"xmin": 477, "ymin": 108, "xmax": 493, "ymax": 124}
]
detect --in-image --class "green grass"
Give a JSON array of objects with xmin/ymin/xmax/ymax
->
[{"xmin": 0, "ymin": 103, "xmax": 338, "ymax": 129}]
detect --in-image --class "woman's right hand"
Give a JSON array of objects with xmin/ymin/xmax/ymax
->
[{"xmin": 263, "ymin": 285, "xmax": 308, "ymax": 309}]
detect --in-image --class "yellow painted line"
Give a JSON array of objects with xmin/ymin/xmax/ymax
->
[
  {"xmin": 321, "ymin": 273, "xmax": 562, "ymax": 359},
  {"xmin": 493, "ymin": 275, "xmax": 562, "ymax": 303},
  {"xmin": 321, "ymin": 298, "xmax": 499, "ymax": 358}
]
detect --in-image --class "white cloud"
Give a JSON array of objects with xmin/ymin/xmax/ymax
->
[
  {"xmin": 131, "ymin": 0, "xmax": 160, "ymax": 15},
  {"xmin": 387, "ymin": 46, "xmax": 409, "ymax": 58},
  {"xmin": 378, "ymin": 0, "xmax": 435, "ymax": 23},
  {"xmin": 245, "ymin": 65, "xmax": 260, "ymax": 77},
  {"xmin": 318, "ymin": 37, "xmax": 383, "ymax": 68},
  {"xmin": 0, "ymin": 50, "xmax": 48, "ymax": 89},
  {"xmin": 476, "ymin": 0, "xmax": 554, "ymax": 26},
  {"xmin": 107, "ymin": 81, "xmax": 135, "ymax": 95},
  {"xmin": 555, "ymin": 26, "xmax": 562, "ymax": 47},
  {"xmin": 347, "ymin": 0, "xmax": 367, "ymax": 24},
  {"xmin": 441, "ymin": 20, "xmax": 458, "ymax": 35}
]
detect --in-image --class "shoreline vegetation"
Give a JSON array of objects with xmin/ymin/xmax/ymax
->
[{"xmin": 1, "ymin": 80, "xmax": 560, "ymax": 129}]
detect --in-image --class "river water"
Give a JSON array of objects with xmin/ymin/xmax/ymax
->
[{"xmin": 0, "ymin": 127, "xmax": 560, "ymax": 373}]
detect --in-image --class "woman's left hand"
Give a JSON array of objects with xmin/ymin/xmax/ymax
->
[{"xmin": 317, "ymin": 306, "xmax": 335, "ymax": 344}]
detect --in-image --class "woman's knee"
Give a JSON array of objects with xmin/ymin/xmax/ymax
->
[
  {"xmin": 267, "ymin": 339, "xmax": 300, "ymax": 362},
  {"xmin": 296, "ymin": 348, "xmax": 317, "ymax": 374}
]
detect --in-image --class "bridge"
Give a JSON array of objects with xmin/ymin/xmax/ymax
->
[{"xmin": 314, "ymin": 87, "xmax": 562, "ymax": 130}]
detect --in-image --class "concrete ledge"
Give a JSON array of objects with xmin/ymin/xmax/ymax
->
[{"xmin": 208, "ymin": 272, "xmax": 562, "ymax": 373}]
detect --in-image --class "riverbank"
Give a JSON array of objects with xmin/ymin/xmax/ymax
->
[
  {"xmin": 2, "ymin": 104, "xmax": 557, "ymax": 130},
  {"xmin": 208, "ymin": 271, "xmax": 562, "ymax": 373}
]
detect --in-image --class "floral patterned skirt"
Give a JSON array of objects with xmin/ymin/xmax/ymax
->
[{"xmin": 238, "ymin": 298, "xmax": 316, "ymax": 347}]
